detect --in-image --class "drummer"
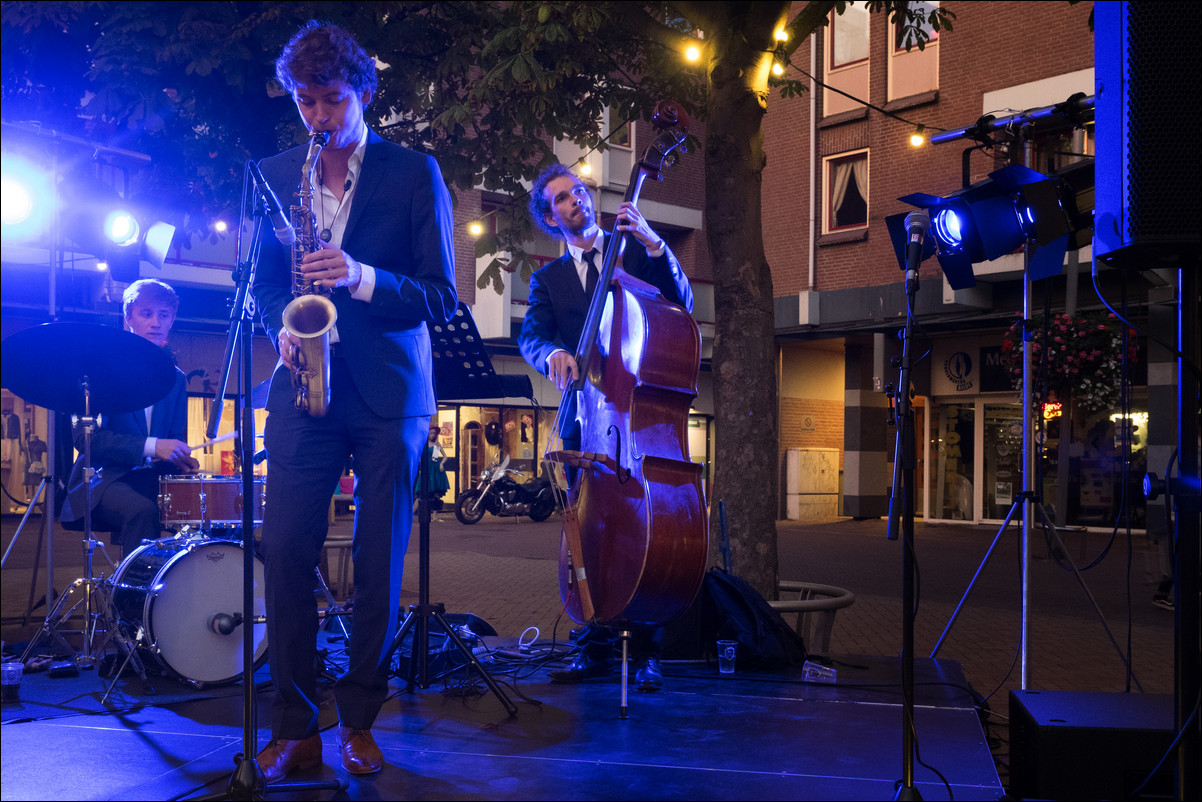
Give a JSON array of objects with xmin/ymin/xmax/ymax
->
[{"xmin": 60, "ymin": 279, "xmax": 199, "ymax": 557}]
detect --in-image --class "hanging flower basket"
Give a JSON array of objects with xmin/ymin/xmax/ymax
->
[{"xmin": 1001, "ymin": 311, "xmax": 1140, "ymax": 414}]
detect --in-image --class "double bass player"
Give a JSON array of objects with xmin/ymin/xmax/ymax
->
[{"xmin": 518, "ymin": 162, "xmax": 694, "ymax": 692}]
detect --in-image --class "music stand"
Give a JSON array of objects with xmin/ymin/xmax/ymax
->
[{"xmin": 388, "ymin": 303, "xmax": 529, "ymax": 717}]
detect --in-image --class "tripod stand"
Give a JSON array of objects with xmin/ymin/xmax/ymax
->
[
  {"xmin": 387, "ymin": 303, "xmax": 527, "ymax": 717},
  {"xmin": 929, "ymin": 269, "xmax": 1138, "ymax": 690}
]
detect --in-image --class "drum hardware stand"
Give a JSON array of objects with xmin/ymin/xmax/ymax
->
[
  {"xmin": 388, "ymin": 452, "xmax": 517, "ymax": 717},
  {"xmin": 312, "ymin": 566, "xmax": 351, "ymax": 640},
  {"xmin": 18, "ymin": 383, "xmax": 128, "ymax": 672}
]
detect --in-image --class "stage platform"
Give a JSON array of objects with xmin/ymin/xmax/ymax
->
[{"xmin": 1, "ymin": 633, "xmax": 1003, "ymax": 801}]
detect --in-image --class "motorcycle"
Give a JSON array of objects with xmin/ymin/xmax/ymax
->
[{"xmin": 454, "ymin": 453, "xmax": 557, "ymax": 525}]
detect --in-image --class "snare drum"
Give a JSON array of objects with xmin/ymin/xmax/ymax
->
[
  {"xmin": 159, "ymin": 474, "xmax": 265, "ymax": 529},
  {"xmin": 111, "ymin": 535, "xmax": 267, "ymax": 686}
]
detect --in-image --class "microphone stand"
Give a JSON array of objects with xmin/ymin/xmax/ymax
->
[
  {"xmin": 195, "ymin": 190, "xmax": 339, "ymax": 800},
  {"xmin": 886, "ymin": 237, "xmax": 923, "ymax": 801}
]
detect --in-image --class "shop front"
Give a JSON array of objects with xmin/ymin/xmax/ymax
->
[{"xmin": 923, "ymin": 333, "xmax": 1147, "ymax": 530}]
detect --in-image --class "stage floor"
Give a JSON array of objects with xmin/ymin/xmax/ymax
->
[{"xmin": 1, "ymin": 633, "xmax": 1003, "ymax": 801}]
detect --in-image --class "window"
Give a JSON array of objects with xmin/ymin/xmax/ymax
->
[
  {"xmin": 824, "ymin": 4, "xmax": 871, "ymax": 117},
  {"xmin": 888, "ymin": 0, "xmax": 940, "ymax": 100},
  {"xmin": 823, "ymin": 150, "xmax": 869, "ymax": 232},
  {"xmin": 831, "ymin": 4, "xmax": 870, "ymax": 67}
]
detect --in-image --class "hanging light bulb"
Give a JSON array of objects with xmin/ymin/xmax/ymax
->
[{"xmin": 909, "ymin": 125, "xmax": 927, "ymax": 148}]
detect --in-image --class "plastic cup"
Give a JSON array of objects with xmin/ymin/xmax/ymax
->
[
  {"xmin": 1, "ymin": 661, "xmax": 23, "ymax": 703},
  {"xmin": 717, "ymin": 639, "xmax": 737, "ymax": 675}
]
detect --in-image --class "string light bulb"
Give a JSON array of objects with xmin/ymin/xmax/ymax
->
[
  {"xmin": 909, "ymin": 124, "xmax": 927, "ymax": 147},
  {"xmin": 579, "ymin": 161, "xmax": 592, "ymax": 177},
  {"xmin": 685, "ymin": 44, "xmax": 701, "ymax": 62},
  {"xmin": 468, "ymin": 221, "xmax": 484, "ymax": 237}
]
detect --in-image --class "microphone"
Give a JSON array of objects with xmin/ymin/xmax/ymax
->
[
  {"xmin": 903, "ymin": 210, "xmax": 930, "ymax": 273},
  {"xmin": 247, "ymin": 161, "xmax": 295, "ymax": 246},
  {"xmin": 209, "ymin": 612, "xmax": 243, "ymax": 636}
]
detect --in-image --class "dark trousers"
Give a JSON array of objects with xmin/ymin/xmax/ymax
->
[
  {"xmin": 92, "ymin": 468, "xmax": 161, "ymax": 556},
  {"xmin": 262, "ymin": 357, "xmax": 427, "ymax": 738}
]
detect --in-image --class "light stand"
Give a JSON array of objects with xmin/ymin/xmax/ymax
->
[
  {"xmin": 929, "ymin": 244, "xmax": 1137, "ymax": 691},
  {"xmin": 885, "ymin": 216, "xmax": 923, "ymax": 801}
]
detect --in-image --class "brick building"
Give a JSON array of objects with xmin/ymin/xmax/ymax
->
[{"xmin": 761, "ymin": 1, "xmax": 1161, "ymax": 533}]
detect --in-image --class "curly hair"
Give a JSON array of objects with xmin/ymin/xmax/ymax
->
[
  {"xmin": 527, "ymin": 162, "xmax": 582, "ymax": 239},
  {"xmin": 275, "ymin": 20, "xmax": 378, "ymax": 98}
]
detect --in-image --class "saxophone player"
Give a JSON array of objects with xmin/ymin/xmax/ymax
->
[{"xmin": 251, "ymin": 20, "xmax": 457, "ymax": 781}]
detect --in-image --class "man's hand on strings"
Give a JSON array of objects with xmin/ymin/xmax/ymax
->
[{"xmin": 547, "ymin": 350, "xmax": 580, "ymax": 391}]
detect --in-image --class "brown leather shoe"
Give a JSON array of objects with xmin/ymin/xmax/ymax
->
[
  {"xmin": 255, "ymin": 734, "xmax": 323, "ymax": 783},
  {"xmin": 338, "ymin": 726, "xmax": 384, "ymax": 775}
]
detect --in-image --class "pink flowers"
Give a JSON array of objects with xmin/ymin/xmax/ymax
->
[{"xmin": 1001, "ymin": 310, "xmax": 1140, "ymax": 414}]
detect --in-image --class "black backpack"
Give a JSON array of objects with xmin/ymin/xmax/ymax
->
[{"xmin": 699, "ymin": 567, "xmax": 808, "ymax": 670}]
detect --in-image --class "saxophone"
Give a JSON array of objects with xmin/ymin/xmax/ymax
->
[{"xmin": 281, "ymin": 130, "xmax": 337, "ymax": 418}]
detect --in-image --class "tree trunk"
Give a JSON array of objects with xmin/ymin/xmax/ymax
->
[{"xmin": 703, "ymin": 3, "xmax": 790, "ymax": 601}]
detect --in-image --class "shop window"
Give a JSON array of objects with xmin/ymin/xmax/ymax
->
[
  {"xmin": 888, "ymin": 0, "xmax": 939, "ymax": 100},
  {"xmin": 930, "ymin": 401, "xmax": 975, "ymax": 521},
  {"xmin": 824, "ymin": 4, "xmax": 870, "ymax": 117},
  {"xmin": 823, "ymin": 150, "xmax": 869, "ymax": 232}
]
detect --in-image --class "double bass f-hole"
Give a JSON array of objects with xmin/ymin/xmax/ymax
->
[{"xmin": 607, "ymin": 425, "xmax": 631, "ymax": 484}]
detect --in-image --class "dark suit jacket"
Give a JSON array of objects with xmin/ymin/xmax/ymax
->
[
  {"xmin": 253, "ymin": 129, "xmax": 458, "ymax": 419},
  {"xmin": 518, "ymin": 235, "xmax": 694, "ymax": 379},
  {"xmin": 60, "ymin": 367, "xmax": 189, "ymax": 523}
]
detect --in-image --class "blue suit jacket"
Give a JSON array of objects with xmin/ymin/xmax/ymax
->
[
  {"xmin": 253, "ymin": 129, "xmax": 458, "ymax": 419},
  {"xmin": 60, "ymin": 367, "xmax": 189, "ymax": 523},
  {"xmin": 518, "ymin": 236, "xmax": 694, "ymax": 379}
]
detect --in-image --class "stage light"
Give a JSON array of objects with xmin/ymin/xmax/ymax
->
[
  {"xmin": 932, "ymin": 207, "xmax": 963, "ymax": 247},
  {"xmin": 1, "ymin": 154, "xmax": 54, "ymax": 241},
  {"xmin": 894, "ymin": 159, "xmax": 1094, "ymax": 288},
  {"xmin": 58, "ymin": 169, "xmax": 175, "ymax": 282},
  {"xmin": 103, "ymin": 209, "xmax": 140, "ymax": 247}
]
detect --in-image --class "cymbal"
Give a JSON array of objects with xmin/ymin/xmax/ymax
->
[{"xmin": 1, "ymin": 322, "xmax": 176, "ymax": 415}]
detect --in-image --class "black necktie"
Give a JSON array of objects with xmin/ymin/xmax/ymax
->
[{"xmin": 583, "ymin": 249, "xmax": 599, "ymax": 298}]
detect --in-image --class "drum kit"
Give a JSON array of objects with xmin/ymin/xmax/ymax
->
[{"xmin": 2, "ymin": 322, "xmax": 272, "ymax": 693}]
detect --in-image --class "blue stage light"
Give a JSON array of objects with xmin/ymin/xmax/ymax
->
[
  {"xmin": 932, "ymin": 208, "xmax": 964, "ymax": 249},
  {"xmin": 1, "ymin": 155, "xmax": 54, "ymax": 241},
  {"xmin": 103, "ymin": 209, "xmax": 140, "ymax": 247}
]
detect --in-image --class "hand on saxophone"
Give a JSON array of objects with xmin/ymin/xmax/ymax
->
[
  {"xmin": 279, "ymin": 329, "xmax": 302, "ymax": 371},
  {"xmin": 302, "ymin": 240, "xmax": 363, "ymax": 292}
]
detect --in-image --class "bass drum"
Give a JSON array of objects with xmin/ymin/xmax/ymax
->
[{"xmin": 112, "ymin": 536, "xmax": 267, "ymax": 687}]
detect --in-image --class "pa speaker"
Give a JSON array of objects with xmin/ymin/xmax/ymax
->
[
  {"xmin": 1095, "ymin": 1, "xmax": 1202, "ymax": 268},
  {"xmin": 1009, "ymin": 689, "xmax": 1174, "ymax": 800}
]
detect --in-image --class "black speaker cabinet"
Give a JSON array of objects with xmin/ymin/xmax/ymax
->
[
  {"xmin": 1095, "ymin": 1, "xmax": 1202, "ymax": 269},
  {"xmin": 1009, "ymin": 689, "xmax": 1174, "ymax": 800}
]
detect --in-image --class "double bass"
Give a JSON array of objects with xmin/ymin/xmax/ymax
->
[{"xmin": 545, "ymin": 100, "xmax": 708, "ymax": 634}]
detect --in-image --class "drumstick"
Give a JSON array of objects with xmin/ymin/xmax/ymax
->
[{"xmin": 191, "ymin": 431, "xmax": 237, "ymax": 450}]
